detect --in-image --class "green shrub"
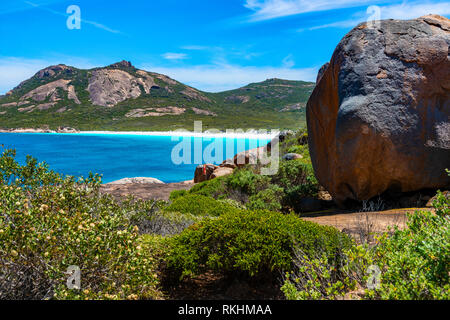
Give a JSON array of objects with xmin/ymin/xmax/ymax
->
[
  {"xmin": 169, "ymin": 189, "xmax": 187, "ymax": 201},
  {"xmin": 364, "ymin": 190, "xmax": 450, "ymax": 299},
  {"xmin": 226, "ymin": 168, "xmax": 271, "ymax": 196},
  {"xmin": 164, "ymin": 194, "xmax": 238, "ymax": 217},
  {"xmin": 282, "ymin": 189, "xmax": 450, "ymax": 300},
  {"xmin": 247, "ymin": 185, "xmax": 284, "ymax": 211},
  {"xmin": 272, "ymin": 160, "xmax": 317, "ymax": 192},
  {"xmin": 187, "ymin": 177, "xmax": 227, "ymax": 199},
  {"xmin": 0, "ymin": 148, "xmax": 161, "ymax": 300},
  {"xmin": 166, "ymin": 209, "xmax": 352, "ymax": 279}
]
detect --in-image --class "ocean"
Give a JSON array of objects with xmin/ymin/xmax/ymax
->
[{"xmin": 0, "ymin": 133, "xmax": 270, "ymax": 183}]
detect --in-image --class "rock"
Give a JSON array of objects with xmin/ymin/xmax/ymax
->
[
  {"xmin": 282, "ymin": 153, "xmax": 303, "ymax": 161},
  {"xmin": 191, "ymin": 107, "xmax": 217, "ymax": 116},
  {"xmin": 211, "ymin": 167, "xmax": 234, "ymax": 179},
  {"xmin": 298, "ymin": 197, "xmax": 323, "ymax": 213},
  {"xmin": 194, "ymin": 164, "xmax": 218, "ymax": 183},
  {"xmin": 108, "ymin": 60, "xmax": 133, "ymax": 69},
  {"xmin": 125, "ymin": 106, "xmax": 185, "ymax": 118},
  {"xmin": 106, "ymin": 177, "xmax": 165, "ymax": 185},
  {"xmin": 280, "ymin": 103, "xmax": 304, "ymax": 112},
  {"xmin": 316, "ymin": 62, "xmax": 329, "ymax": 83},
  {"xmin": 279, "ymin": 130, "xmax": 293, "ymax": 142},
  {"xmin": 1, "ymin": 102, "xmax": 18, "ymax": 107},
  {"xmin": 56, "ymin": 126, "xmax": 78, "ymax": 133},
  {"xmin": 233, "ymin": 146, "xmax": 268, "ymax": 167},
  {"xmin": 180, "ymin": 87, "xmax": 212, "ymax": 103},
  {"xmin": 224, "ymin": 95, "xmax": 250, "ymax": 104},
  {"xmin": 318, "ymin": 190, "xmax": 332, "ymax": 201},
  {"xmin": 306, "ymin": 15, "xmax": 450, "ymax": 205},
  {"xmin": 87, "ymin": 69, "xmax": 143, "ymax": 107},
  {"xmin": 220, "ymin": 159, "xmax": 237, "ymax": 169},
  {"xmin": 20, "ymin": 79, "xmax": 80, "ymax": 104}
]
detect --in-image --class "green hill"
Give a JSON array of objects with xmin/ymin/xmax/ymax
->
[{"xmin": 0, "ymin": 61, "xmax": 314, "ymax": 131}]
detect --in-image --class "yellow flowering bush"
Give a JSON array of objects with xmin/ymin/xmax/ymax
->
[{"xmin": 0, "ymin": 148, "xmax": 162, "ymax": 300}]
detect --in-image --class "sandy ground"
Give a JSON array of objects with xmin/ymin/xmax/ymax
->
[
  {"xmin": 301, "ymin": 208, "xmax": 434, "ymax": 241},
  {"xmin": 0, "ymin": 129, "xmax": 277, "ymax": 139},
  {"xmin": 100, "ymin": 181, "xmax": 194, "ymax": 201}
]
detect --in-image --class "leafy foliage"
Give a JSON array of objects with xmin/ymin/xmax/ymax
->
[
  {"xmin": 164, "ymin": 194, "xmax": 239, "ymax": 217},
  {"xmin": 166, "ymin": 209, "xmax": 352, "ymax": 279},
  {"xmin": 282, "ymin": 187, "xmax": 450, "ymax": 300},
  {"xmin": 0, "ymin": 148, "xmax": 162, "ymax": 300}
]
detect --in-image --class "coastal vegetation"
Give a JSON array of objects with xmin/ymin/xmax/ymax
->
[{"xmin": 1, "ymin": 130, "xmax": 448, "ymax": 300}]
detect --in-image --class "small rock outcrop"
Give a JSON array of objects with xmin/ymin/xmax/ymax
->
[
  {"xmin": 106, "ymin": 177, "xmax": 164, "ymax": 185},
  {"xmin": 282, "ymin": 153, "xmax": 303, "ymax": 161},
  {"xmin": 21, "ymin": 79, "xmax": 80, "ymax": 104},
  {"xmin": 194, "ymin": 164, "xmax": 218, "ymax": 183},
  {"xmin": 87, "ymin": 69, "xmax": 145, "ymax": 107},
  {"xmin": 306, "ymin": 15, "xmax": 450, "ymax": 205}
]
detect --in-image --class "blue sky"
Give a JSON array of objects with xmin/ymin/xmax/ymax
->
[{"xmin": 0, "ymin": 0, "xmax": 449, "ymax": 93}]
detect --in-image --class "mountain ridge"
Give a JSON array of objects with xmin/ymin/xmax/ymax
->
[{"xmin": 0, "ymin": 60, "xmax": 315, "ymax": 131}]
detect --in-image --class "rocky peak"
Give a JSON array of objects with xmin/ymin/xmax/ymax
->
[
  {"xmin": 108, "ymin": 60, "xmax": 134, "ymax": 69},
  {"xmin": 36, "ymin": 64, "xmax": 73, "ymax": 79}
]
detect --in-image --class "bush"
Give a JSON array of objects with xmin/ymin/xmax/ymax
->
[
  {"xmin": 164, "ymin": 194, "xmax": 239, "ymax": 217},
  {"xmin": 282, "ymin": 189, "xmax": 450, "ymax": 300},
  {"xmin": 166, "ymin": 209, "xmax": 352, "ymax": 279},
  {"xmin": 247, "ymin": 185, "xmax": 284, "ymax": 211},
  {"xmin": 226, "ymin": 168, "xmax": 271, "ymax": 196},
  {"xmin": 187, "ymin": 177, "xmax": 227, "ymax": 199},
  {"xmin": 365, "ymin": 190, "xmax": 450, "ymax": 299},
  {"xmin": 0, "ymin": 148, "xmax": 161, "ymax": 300},
  {"xmin": 169, "ymin": 189, "xmax": 187, "ymax": 201}
]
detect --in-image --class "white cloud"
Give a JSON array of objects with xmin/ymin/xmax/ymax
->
[
  {"xmin": 0, "ymin": 57, "xmax": 95, "ymax": 94},
  {"xmin": 162, "ymin": 53, "xmax": 189, "ymax": 60},
  {"xmin": 308, "ymin": 1, "xmax": 450, "ymax": 30},
  {"xmin": 282, "ymin": 54, "xmax": 295, "ymax": 68},
  {"xmin": 378, "ymin": 1, "xmax": 450, "ymax": 20},
  {"xmin": 139, "ymin": 63, "xmax": 318, "ymax": 92},
  {"xmin": 244, "ymin": 0, "xmax": 379, "ymax": 21},
  {"xmin": 181, "ymin": 45, "xmax": 210, "ymax": 51}
]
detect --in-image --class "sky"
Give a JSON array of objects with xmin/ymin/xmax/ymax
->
[{"xmin": 0, "ymin": 0, "xmax": 449, "ymax": 94}]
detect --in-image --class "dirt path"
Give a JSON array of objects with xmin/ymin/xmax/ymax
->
[{"xmin": 301, "ymin": 208, "xmax": 433, "ymax": 241}]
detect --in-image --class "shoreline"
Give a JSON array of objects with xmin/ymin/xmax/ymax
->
[{"xmin": 0, "ymin": 128, "xmax": 278, "ymax": 139}]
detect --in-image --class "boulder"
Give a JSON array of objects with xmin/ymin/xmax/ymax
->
[
  {"xmin": 211, "ymin": 167, "xmax": 235, "ymax": 179},
  {"xmin": 220, "ymin": 159, "xmax": 237, "ymax": 169},
  {"xmin": 233, "ymin": 146, "xmax": 268, "ymax": 167},
  {"xmin": 194, "ymin": 164, "xmax": 218, "ymax": 183},
  {"xmin": 282, "ymin": 153, "xmax": 303, "ymax": 161},
  {"xmin": 306, "ymin": 15, "xmax": 450, "ymax": 205}
]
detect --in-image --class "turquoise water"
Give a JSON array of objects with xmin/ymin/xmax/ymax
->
[{"xmin": 0, "ymin": 133, "xmax": 270, "ymax": 183}]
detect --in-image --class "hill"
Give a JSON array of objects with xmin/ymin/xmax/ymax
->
[{"xmin": 0, "ymin": 61, "xmax": 315, "ymax": 131}]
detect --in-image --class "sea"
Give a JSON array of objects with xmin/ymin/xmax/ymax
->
[{"xmin": 0, "ymin": 133, "xmax": 270, "ymax": 183}]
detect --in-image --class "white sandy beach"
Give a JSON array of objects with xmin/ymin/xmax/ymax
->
[
  {"xmin": 0, "ymin": 128, "xmax": 279, "ymax": 139},
  {"xmin": 79, "ymin": 130, "xmax": 278, "ymax": 139}
]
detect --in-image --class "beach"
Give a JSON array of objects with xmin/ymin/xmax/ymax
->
[{"xmin": 0, "ymin": 128, "xmax": 278, "ymax": 139}]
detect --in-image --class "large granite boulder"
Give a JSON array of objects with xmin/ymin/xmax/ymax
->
[{"xmin": 306, "ymin": 15, "xmax": 450, "ymax": 205}]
